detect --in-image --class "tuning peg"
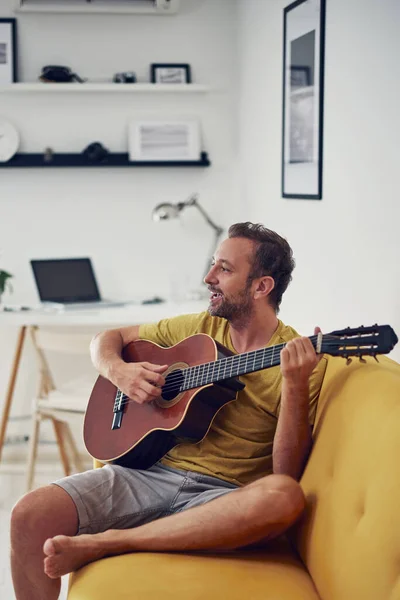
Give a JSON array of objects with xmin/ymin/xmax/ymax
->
[
  {"xmin": 358, "ymin": 355, "xmax": 367, "ymax": 364},
  {"xmin": 345, "ymin": 356, "xmax": 352, "ymax": 366},
  {"xmin": 373, "ymin": 354, "xmax": 380, "ymax": 363}
]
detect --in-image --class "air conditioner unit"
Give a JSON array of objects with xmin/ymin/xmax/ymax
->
[{"xmin": 15, "ymin": 0, "xmax": 179, "ymax": 14}]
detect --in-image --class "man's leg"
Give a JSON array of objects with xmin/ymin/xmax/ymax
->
[
  {"xmin": 10, "ymin": 462, "xmax": 194, "ymax": 600},
  {"xmin": 44, "ymin": 473, "xmax": 305, "ymax": 578},
  {"xmin": 11, "ymin": 485, "xmax": 78, "ymax": 600}
]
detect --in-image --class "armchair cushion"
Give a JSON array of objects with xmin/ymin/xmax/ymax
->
[
  {"xmin": 68, "ymin": 536, "xmax": 320, "ymax": 600},
  {"xmin": 294, "ymin": 356, "xmax": 400, "ymax": 600}
]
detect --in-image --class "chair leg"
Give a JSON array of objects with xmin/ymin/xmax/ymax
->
[
  {"xmin": 26, "ymin": 413, "xmax": 41, "ymax": 492},
  {"xmin": 62, "ymin": 422, "xmax": 85, "ymax": 473},
  {"xmin": 52, "ymin": 418, "xmax": 71, "ymax": 477}
]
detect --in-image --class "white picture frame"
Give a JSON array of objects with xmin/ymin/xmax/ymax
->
[{"xmin": 128, "ymin": 119, "xmax": 201, "ymax": 162}]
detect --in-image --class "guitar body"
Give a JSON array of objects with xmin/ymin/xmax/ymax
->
[{"xmin": 84, "ymin": 334, "xmax": 244, "ymax": 469}]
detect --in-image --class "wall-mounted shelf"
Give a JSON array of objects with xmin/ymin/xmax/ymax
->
[
  {"xmin": 0, "ymin": 83, "xmax": 210, "ymax": 94},
  {"xmin": 14, "ymin": 0, "xmax": 180, "ymax": 14},
  {"xmin": 0, "ymin": 152, "xmax": 211, "ymax": 168}
]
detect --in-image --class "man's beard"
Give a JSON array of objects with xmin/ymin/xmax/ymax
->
[{"xmin": 208, "ymin": 285, "xmax": 253, "ymax": 323}]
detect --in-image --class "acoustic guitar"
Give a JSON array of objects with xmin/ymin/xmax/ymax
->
[{"xmin": 84, "ymin": 324, "xmax": 398, "ymax": 470}]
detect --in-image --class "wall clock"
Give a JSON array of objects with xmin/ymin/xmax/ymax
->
[{"xmin": 0, "ymin": 119, "xmax": 20, "ymax": 162}]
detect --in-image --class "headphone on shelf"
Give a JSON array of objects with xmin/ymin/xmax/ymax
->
[{"xmin": 39, "ymin": 65, "xmax": 86, "ymax": 83}]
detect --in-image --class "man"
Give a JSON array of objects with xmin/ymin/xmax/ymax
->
[{"xmin": 10, "ymin": 222, "xmax": 326, "ymax": 600}]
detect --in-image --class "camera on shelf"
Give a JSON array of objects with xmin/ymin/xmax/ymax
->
[{"xmin": 113, "ymin": 72, "xmax": 137, "ymax": 84}]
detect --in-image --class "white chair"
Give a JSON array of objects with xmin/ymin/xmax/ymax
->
[{"xmin": 27, "ymin": 326, "xmax": 96, "ymax": 490}]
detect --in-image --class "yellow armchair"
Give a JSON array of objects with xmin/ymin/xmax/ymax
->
[{"xmin": 68, "ymin": 354, "xmax": 400, "ymax": 600}]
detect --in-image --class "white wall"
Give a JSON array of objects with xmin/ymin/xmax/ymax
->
[
  {"xmin": 0, "ymin": 0, "xmax": 244, "ymax": 433},
  {"xmin": 0, "ymin": 0, "xmax": 241, "ymax": 306},
  {"xmin": 237, "ymin": 0, "xmax": 400, "ymax": 361}
]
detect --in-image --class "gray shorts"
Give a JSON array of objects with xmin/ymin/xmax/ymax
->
[{"xmin": 54, "ymin": 462, "xmax": 239, "ymax": 535}]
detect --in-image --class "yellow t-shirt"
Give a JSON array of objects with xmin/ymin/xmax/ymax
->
[{"xmin": 139, "ymin": 311, "xmax": 327, "ymax": 486}]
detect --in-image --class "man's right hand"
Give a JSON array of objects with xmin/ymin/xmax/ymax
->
[{"xmin": 111, "ymin": 362, "xmax": 167, "ymax": 404}]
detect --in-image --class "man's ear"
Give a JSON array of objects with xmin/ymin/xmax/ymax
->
[{"xmin": 254, "ymin": 276, "xmax": 275, "ymax": 299}]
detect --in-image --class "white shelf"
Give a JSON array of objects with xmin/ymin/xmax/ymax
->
[
  {"xmin": 14, "ymin": 0, "xmax": 179, "ymax": 14},
  {"xmin": 0, "ymin": 83, "xmax": 209, "ymax": 94}
]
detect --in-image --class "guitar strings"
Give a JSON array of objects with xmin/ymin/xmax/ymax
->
[
  {"xmin": 113, "ymin": 336, "xmax": 376, "ymax": 409},
  {"xmin": 156, "ymin": 334, "xmax": 376, "ymax": 392},
  {"xmin": 118, "ymin": 334, "xmax": 343, "ymax": 397},
  {"xmin": 113, "ymin": 339, "xmax": 296, "ymax": 406},
  {"xmin": 113, "ymin": 337, "xmax": 375, "ymax": 409}
]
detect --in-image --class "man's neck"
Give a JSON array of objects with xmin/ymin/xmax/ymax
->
[{"xmin": 228, "ymin": 310, "xmax": 279, "ymax": 355}]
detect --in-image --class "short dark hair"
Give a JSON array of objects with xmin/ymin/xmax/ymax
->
[{"xmin": 228, "ymin": 222, "xmax": 295, "ymax": 312}]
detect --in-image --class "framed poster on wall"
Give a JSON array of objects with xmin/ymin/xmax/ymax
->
[
  {"xmin": 282, "ymin": 0, "xmax": 326, "ymax": 200},
  {"xmin": 128, "ymin": 119, "xmax": 201, "ymax": 161},
  {"xmin": 0, "ymin": 19, "xmax": 17, "ymax": 84}
]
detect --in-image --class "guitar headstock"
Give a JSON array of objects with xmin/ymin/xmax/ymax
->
[{"xmin": 321, "ymin": 324, "xmax": 398, "ymax": 358}]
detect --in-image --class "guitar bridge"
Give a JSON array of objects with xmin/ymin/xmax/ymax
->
[
  {"xmin": 112, "ymin": 389, "xmax": 125, "ymax": 430},
  {"xmin": 112, "ymin": 411, "xmax": 123, "ymax": 430}
]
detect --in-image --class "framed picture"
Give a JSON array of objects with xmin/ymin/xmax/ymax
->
[
  {"xmin": 282, "ymin": 0, "xmax": 326, "ymax": 200},
  {"xmin": 0, "ymin": 19, "xmax": 17, "ymax": 84},
  {"xmin": 128, "ymin": 119, "xmax": 201, "ymax": 161},
  {"xmin": 150, "ymin": 63, "xmax": 191, "ymax": 84}
]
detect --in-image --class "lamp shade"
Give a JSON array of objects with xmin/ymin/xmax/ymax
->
[{"xmin": 152, "ymin": 203, "xmax": 181, "ymax": 221}]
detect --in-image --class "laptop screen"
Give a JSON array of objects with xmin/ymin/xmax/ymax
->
[{"xmin": 30, "ymin": 258, "xmax": 101, "ymax": 303}]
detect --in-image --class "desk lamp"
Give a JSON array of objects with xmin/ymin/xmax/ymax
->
[{"xmin": 152, "ymin": 193, "xmax": 224, "ymax": 295}]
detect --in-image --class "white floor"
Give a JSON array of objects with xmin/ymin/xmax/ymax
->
[{"xmin": 0, "ymin": 448, "xmax": 91, "ymax": 600}]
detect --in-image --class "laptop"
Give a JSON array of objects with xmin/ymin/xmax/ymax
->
[{"xmin": 30, "ymin": 257, "xmax": 127, "ymax": 310}]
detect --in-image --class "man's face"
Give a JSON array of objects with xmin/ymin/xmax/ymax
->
[{"xmin": 204, "ymin": 237, "xmax": 256, "ymax": 321}]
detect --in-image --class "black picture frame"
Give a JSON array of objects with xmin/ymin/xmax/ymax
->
[
  {"xmin": 0, "ymin": 18, "xmax": 17, "ymax": 84},
  {"xmin": 282, "ymin": 0, "xmax": 326, "ymax": 200},
  {"xmin": 150, "ymin": 63, "xmax": 191, "ymax": 84}
]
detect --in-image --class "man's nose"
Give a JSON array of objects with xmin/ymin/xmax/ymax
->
[{"xmin": 204, "ymin": 264, "xmax": 218, "ymax": 286}]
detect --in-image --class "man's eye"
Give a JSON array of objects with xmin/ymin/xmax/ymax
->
[{"xmin": 221, "ymin": 266, "xmax": 230, "ymax": 272}]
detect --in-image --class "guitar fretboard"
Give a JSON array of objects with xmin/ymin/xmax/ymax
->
[{"xmin": 181, "ymin": 341, "xmax": 289, "ymax": 390}]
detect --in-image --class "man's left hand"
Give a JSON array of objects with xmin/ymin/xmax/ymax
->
[{"xmin": 280, "ymin": 326, "xmax": 322, "ymax": 390}]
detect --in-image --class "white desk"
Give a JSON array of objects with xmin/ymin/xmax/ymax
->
[{"xmin": 0, "ymin": 300, "xmax": 206, "ymax": 463}]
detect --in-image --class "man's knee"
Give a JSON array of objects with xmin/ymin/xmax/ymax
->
[
  {"xmin": 11, "ymin": 489, "xmax": 43, "ymax": 542},
  {"xmin": 269, "ymin": 474, "xmax": 305, "ymax": 519},
  {"xmin": 11, "ymin": 485, "xmax": 78, "ymax": 546},
  {"xmin": 249, "ymin": 474, "xmax": 306, "ymax": 523}
]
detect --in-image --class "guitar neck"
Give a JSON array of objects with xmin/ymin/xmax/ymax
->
[
  {"xmin": 181, "ymin": 336, "xmax": 318, "ymax": 391},
  {"xmin": 114, "ymin": 324, "xmax": 396, "ymax": 406}
]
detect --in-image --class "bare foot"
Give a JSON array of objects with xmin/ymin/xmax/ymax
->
[{"xmin": 43, "ymin": 534, "xmax": 106, "ymax": 578}]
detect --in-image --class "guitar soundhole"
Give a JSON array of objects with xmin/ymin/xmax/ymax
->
[{"xmin": 162, "ymin": 370, "xmax": 184, "ymax": 402}]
